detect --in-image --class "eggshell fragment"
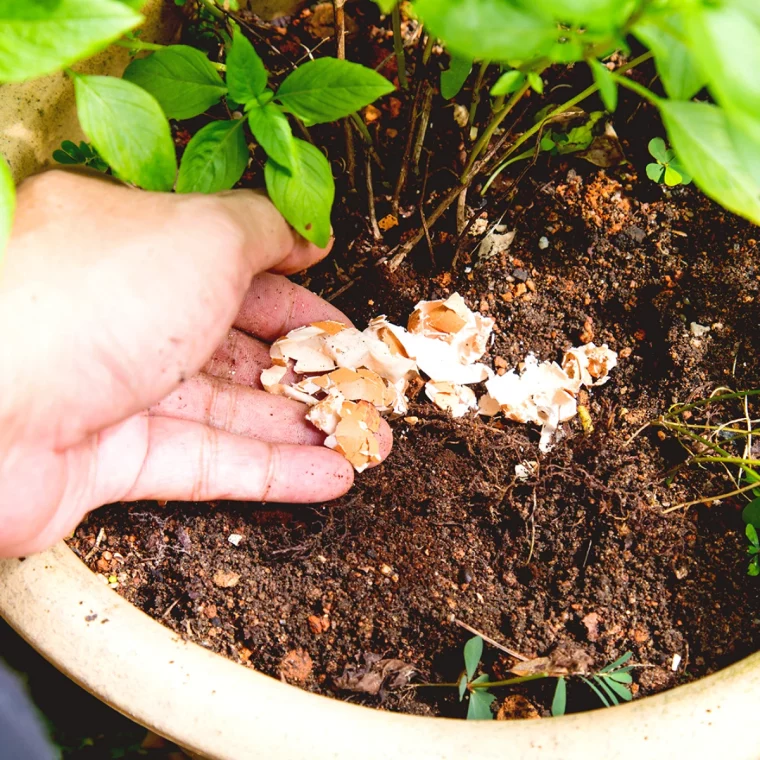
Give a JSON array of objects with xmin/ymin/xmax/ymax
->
[
  {"xmin": 480, "ymin": 346, "xmax": 617, "ymax": 451},
  {"xmin": 562, "ymin": 343, "xmax": 618, "ymax": 387},
  {"xmin": 323, "ymin": 400, "xmax": 382, "ymax": 473},
  {"xmin": 261, "ymin": 296, "xmax": 619, "ymax": 468},
  {"xmin": 408, "ymin": 293, "xmax": 495, "ymax": 364},
  {"xmin": 424, "ymin": 381, "xmax": 477, "ymax": 418}
]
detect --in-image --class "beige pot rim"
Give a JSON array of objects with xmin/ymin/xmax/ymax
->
[
  {"xmin": 0, "ymin": 542, "xmax": 759, "ymax": 760},
  {"xmin": 2, "ymin": 3, "xmax": 759, "ymax": 757}
]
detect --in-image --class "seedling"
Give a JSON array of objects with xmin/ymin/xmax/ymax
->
[
  {"xmin": 53, "ymin": 141, "xmax": 109, "ymax": 173},
  {"xmin": 421, "ymin": 634, "xmax": 635, "ymax": 720},
  {"xmin": 550, "ymin": 652, "xmax": 634, "ymax": 716},
  {"xmin": 649, "ymin": 388, "xmax": 760, "ymax": 575},
  {"xmin": 747, "ymin": 524, "xmax": 760, "ymax": 577},
  {"xmin": 646, "ymin": 137, "xmax": 692, "ymax": 187}
]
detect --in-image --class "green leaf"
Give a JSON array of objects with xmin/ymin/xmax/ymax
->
[
  {"xmin": 742, "ymin": 498, "xmax": 760, "ymax": 529},
  {"xmin": 490, "ymin": 70, "xmax": 524, "ymax": 96},
  {"xmin": 248, "ymin": 103, "xmax": 296, "ymax": 172},
  {"xmin": 747, "ymin": 523, "xmax": 760, "ymax": 546},
  {"xmin": 603, "ymin": 676, "xmax": 633, "ymax": 702},
  {"xmin": 53, "ymin": 140, "xmax": 86, "ymax": 164},
  {"xmin": 264, "ymin": 139, "xmax": 334, "ymax": 248},
  {"xmin": 589, "ymin": 59, "xmax": 616, "ymax": 112},
  {"xmin": 646, "ymin": 162, "xmax": 664, "ymax": 183},
  {"xmin": 686, "ymin": 3, "xmax": 760, "ymax": 123},
  {"xmin": 647, "ymin": 137, "xmax": 668, "ymax": 162},
  {"xmin": 607, "ymin": 671, "xmax": 633, "ymax": 684},
  {"xmin": 73, "ymin": 74, "xmax": 176, "ymax": 191},
  {"xmin": 527, "ymin": 71, "xmax": 544, "ymax": 95},
  {"xmin": 440, "ymin": 53, "xmax": 472, "ymax": 100},
  {"xmin": 551, "ymin": 677, "xmax": 567, "ymax": 717},
  {"xmin": 176, "ymin": 119, "xmax": 248, "ymax": 194},
  {"xmin": 540, "ymin": 133, "xmax": 555, "ymax": 151},
  {"xmin": 276, "ymin": 58, "xmax": 394, "ymax": 125},
  {"xmin": 466, "ymin": 685, "xmax": 495, "ymax": 720},
  {"xmin": 123, "ymin": 45, "xmax": 227, "ymax": 120},
  {"xmin": 0, "ymin": 0, "xmax": 142, "ymax": 83},
  {"xmin": 581, "ymin": 676, "xmax": 611, "ymax": 707},
  {"xmin": 749, "ymin": 560, "xmax": 760, "ymax": 577},
  {"xmin": 457, "ymin": 673, "xmax": 468, "ymax": 702},
  {"xmin": 0, "ymin": 153, "xmax": 14, "ymax": 263},
  {"xmin": 529, "ymin": 0, "xmax": 635, "ymax": 30},
  {"xmin": 413, "ymin": 0, "xmax": 560, "ymax": 65},
  {"xmin": 663, "ymin": 166, "xmax": 683, "ymax": 186},
  {"xmin": 634, "ymin": 12, "xmax": 706, "ymax": 100},
  {"xmin": 226, "ymin": 29, "xmax": 268, "ymax": 104},
  {"xmin": 600, "ymin": 651, "xmax": 633, "ymax": 673},
  {"xmin": 463, "ymin": 636, "xmax": 483, "ymax": 681},
  {"xmin": 659, "ymin": 100, "xmax": 760, "ymax": 226}
]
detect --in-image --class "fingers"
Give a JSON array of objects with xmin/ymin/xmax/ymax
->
[
  {"xmin": 3, "ymin": 173, "xmax": 335, "ymax": 449},
  {"xmin": 150, "ymin": 373, "xmax": 394, "ymax": 462},
  {"xmin": 123, "ymin": 416, "xmax": 355, "ymax": 503},
  {"xmin": 234, "ymin": 273, "xmax": 353, "ymax": 342},
  {"xmin": 150, "ymin": 374, "xmax": 325, "ymax": 446},
  {"xmin": 215, "ymin": 188, "xmax": 332, "ymax": 275},
  {"xmin": 202, "ymin": 329, "xmax": 277, "ymax": 388}
]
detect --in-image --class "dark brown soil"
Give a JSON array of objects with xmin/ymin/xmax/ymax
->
[{"xmin": 68, "ymin": 4, "xmax": 760, "ymax": 719}]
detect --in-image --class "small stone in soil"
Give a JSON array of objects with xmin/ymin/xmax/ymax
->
[
  {"xmin": 279, "ymin": 649, "xmax": 313, "ymax": 684},
  {"xmin": 212, "ymin": 570, "xmax": 240, "ymax": 588}
]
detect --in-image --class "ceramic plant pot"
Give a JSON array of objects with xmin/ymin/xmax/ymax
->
[{"xmin": 1, "ymin": 2, "xmax": 760, "ymax": 758}]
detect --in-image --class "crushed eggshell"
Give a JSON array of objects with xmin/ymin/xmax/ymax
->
[
  {"xmin": 261, "ymin": 292, "xmax": 618, "ymax": 469},
  {"xmin": 424, "ymin": 381, "xmax": 478, "ymax": 418},
  {"xmin": 322, "ymin": 400, "xmax": 382, "ymax": 473},
  {"xmin": 561, "ymin": 343, "xmax": 618, "ymax": 390},
  {"xmin": 479, "ymin": 346, "xmax": 618, "ymax": 452}
]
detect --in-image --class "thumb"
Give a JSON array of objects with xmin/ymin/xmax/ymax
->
[{"xmin": 214, "ymin": 188, "xmax": 333, "ymax": 275}]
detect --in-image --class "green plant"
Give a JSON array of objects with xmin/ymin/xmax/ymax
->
[
  {"xmin": 746, "ymin": 524, "xmax": 760, "ymax": 576},
  {"xmin": 423, "ymin": 635, "xmax": 634, "ymax": 720},
  {"xmin": 646, "ymin": 137, "xmax": 692, "ymax": 186},
  {"xmin": 53, "ymin": 140, "xmax": 110, "ymax": 173},
  {"xmin": 551, "ymin": 652, "xmax": 634, "ymax": 716},
  {"xmin": 384, "ymin": 0, "xmax": 760, "ymax": 270},
  {"xmin": 0, "ymin": 0, "xmax": 393, "ymax": 260},
  {"xmin": 649, "ymin": 388, "xmax": 760, "ymax": 575}
]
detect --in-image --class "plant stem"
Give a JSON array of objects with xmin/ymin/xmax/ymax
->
[
  {"xmin": 366, "ymin": 151, "xmax": 381, "ymax": 240},
  {"xmin": 613, "ymin": 71, "xmax": 659, "ymax": 104},
  {"xmin": 114, "ymin": 39, "xmax": 165, "ymax": 51},
  {"xmin": 487, "ymin": 51, "xmax": 654, "ymax": 177},
  {"xmin": 422, "ymin": 32, "xmax": 435, "ymax": 65},
  {"xmin": 468, "ymin": 60, "xmax": 490, "ymax": 132},
  {"xmin": 693, "ymin": 456, "xmax": 760, "ymax": 468},
  {"xmin": 199, "ymin": 0, "xmax": 225, "ymax": 20},
  {"xmin": 411, "ymin": 82, "xmax": 434, "ymax": 173},
  {"xmin": 471, "ymin": 673, "xmax": 548, "ymax": 689},
  {"xmin": 390, "ymin": 51, "xmax": 654, "ymax": 270},
  {"xmin": 350, "ymin": 112, "xmax": 373, "ymax": 145},
  {"xmin": 114, "ymin": 38, "xmax": 226, "ymax": 70},
  {"xmin": 663, "ymin": 390, "xmax": 760, "ymax": 419},
  {"xmin": 333, "ymin": 0, "xmax": 355, "ymax": 189},
  {"xmin": 461, "ymin": 80, "xmax": 531, "ymax": 180},
  {"xmin": 392, "ymin": 4, "xmax": 409, "ymax": 89},
  {"xmin": 663, "ymin": 478, "xmax": 760, "ymax": 513}
]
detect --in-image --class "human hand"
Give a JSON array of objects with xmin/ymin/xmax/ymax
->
[{"xmin": 0, "ymin": 170, "xmax": 391, "ymax": 557}]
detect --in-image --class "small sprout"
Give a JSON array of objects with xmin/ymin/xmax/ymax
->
[
  {"xmin": 746, "ymin": 523, "xmax": 760, "ymax": 576},
  {"xmin": 646, "ymin": 137, "xmax": 692, "ymax": 187},
  {"xmin": 551, "ymin": 676, "xmax": 567, "ymax": 716},
  {"xmin": 463, "ymin": 635, "xmax": 483, "ymax": 682},
  {"xmin": 52, "ymin": 140, "xmax": 109, "ymax": 173}
]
